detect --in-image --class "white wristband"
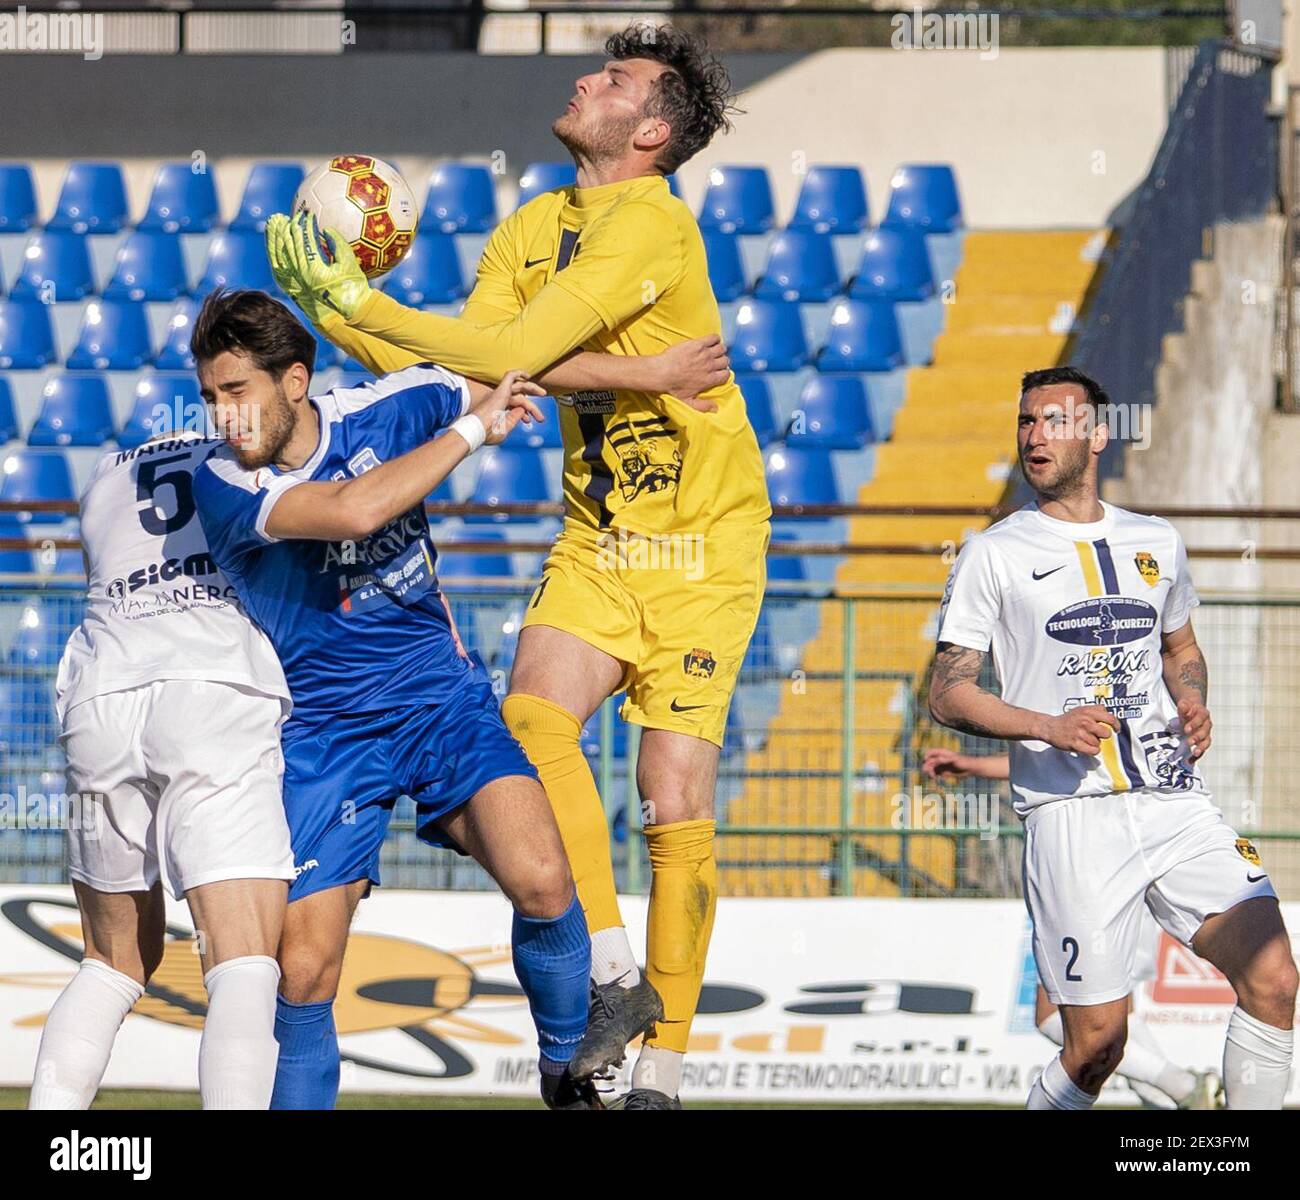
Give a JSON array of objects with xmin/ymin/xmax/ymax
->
[{"xmin": 450, "ymin": 412, "xmax": 486, "ymax": 454}]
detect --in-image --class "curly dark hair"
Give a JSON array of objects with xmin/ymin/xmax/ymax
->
[
  {"xmin": 191, "ymin": 288, "xmax": 316, "ymax": 377},
  {"xmin": 605, "ymin": 24, "xmax": 740, "ymax": 175}
]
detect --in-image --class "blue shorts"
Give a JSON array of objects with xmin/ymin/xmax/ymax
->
[{"xmin": 281, "ymin": 670, "xmax": 537, "ymax": 903}]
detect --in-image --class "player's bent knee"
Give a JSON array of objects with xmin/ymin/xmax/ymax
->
[
  {"xmin": 278, "ymin": 937, "xmax": 346, "ymax": 1004},
  {"xmin": 1236, "ymin": 952, "xmax": 1299, "ymax": 1021},
  {"xmin": 509, "ymin": 853, "xmax": 575, "ymax": 920}
]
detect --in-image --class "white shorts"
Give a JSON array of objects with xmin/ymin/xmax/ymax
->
[
  {"xmin": 61, "ymin": 680, "xmax": 295, "ymax": 900},
  {"xmin": 1024, "ymin": 788, "xmax": 1276, "ymax": 1006}
]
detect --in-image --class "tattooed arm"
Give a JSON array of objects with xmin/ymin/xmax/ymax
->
[
  {"xmin": 1161, "ymin": 619, "xmax": 1212, "ymax": 759},
  {"xmin": 928, "ymin": 642, "xmax": 1120, "ymax": 754}
]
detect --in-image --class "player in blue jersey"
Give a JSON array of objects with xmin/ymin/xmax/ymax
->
[{"xmin": 188, "ymin": 289, "xmax": 597, "ymax": 1109}]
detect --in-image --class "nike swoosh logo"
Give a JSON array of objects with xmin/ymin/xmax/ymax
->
[
  {"xmin": 524, "ymin": 255, "xmax": 551, "ymax": 269},
  {"xmin": 670, "ymin": 699, "xmax": 706, "ymax": 713},
  {"xmin": 1247, "ymin": 872, "xmax": 1268, "ymax": 882},
  {"xmin": 1032, "ymin": 565, "xmax": 1066, "ymax": 580}
]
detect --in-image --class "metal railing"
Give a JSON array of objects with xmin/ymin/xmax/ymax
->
[{"xmin": 3, "ymin": 582, "xmax": 1298, "ymax": 901}]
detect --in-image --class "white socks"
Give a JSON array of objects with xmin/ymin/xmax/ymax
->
[
  {"xmin": 1027, "ymin": 1054, "xmax": 1098, "ymax": 1109},
  {"xmin": 199, "ymin": 955, "xmax": 282, "ymax": 1110},
  {"xmin": 29, "ymin": 958, "xmax": 143, "ymax": 1109},
  {"xmin": 1223, "ymin": 1006, "xmax": 1294, "ymax": 1109},
  {"xmin": 632, "ymin": 1045, "xmax": 683, "ymax": 1098},
  {"xmin": 590, "ymin": 926, "xmax": 641, "ymax": 989},
  {"xmin": 1037, "ymin": 1009, "xmax": 1197, "ymax": 1104}
]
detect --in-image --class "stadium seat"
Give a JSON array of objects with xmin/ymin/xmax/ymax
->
[
  {"xmin": 517, "ymin": 162, "xmax": 576, "ymax": 207},
  {"xmin": 730, "ymin": 299, "xmax": 809, "ymax": 373},
  {"xmin": 196, "ymin": 230, "xmax": 280, "ymax": 296},
  {"xmin": 0, "ymin": 676, "xmax": 56, "ymax": 759},
  {"xmin": 0, "ymin": 448, "xmax": 76, "ymax": 524},
  {"xmin": 436, "ymin": 530, "xmax": 514, "ymax": 580},
  {"xmin": 118, "ymin": 374, "xmax": 204, "ymax": 447},
  {"xmin": 0, "ymin": 298, "xmax": 57, "ymax": 369},
  {"xmin": 0, "ymin": 164, "xmax": 38, "ymax": 234},
  {"xmin": 46, "ymin": 162, "xmax": 130, "ymax": 235},
  {"xmin": 104, "ymin": 230, "xmax": 189, "ymax": 303},
  {"xmin": 139, "ymin": 162, "xmax": 220, "ymax": 234},
  {"xmin": 307, "ymin": 324, "xmax": 341, "ymax": 372},
  {"xmin": 766, "ymin": 529, "xmax": 808, "ymax": 583},
  {"xmin": 849, "ymin": 227, "xmax": 935, "ymax": 302},
  {"xmin": 8, "ymin": 597, "xmax": 80, "ymax": 668},
  {"xmin": 522, "ymin": 394, "xmax": 562, "ymax": 449},
  {"xmin": 765, "ymin": 445, "xmax": 841, "ymax": 508},
  {"xmin": 424, "ymin": 163, "xmax": 497, "ymax": 234},
  {"xmin": 789, "ymin": 166, "xmax": 869, "ymax": 235},
  {"xmin": 667, "ymin": 174, "xmax": 683, "ymax": 199},
  {"xmin": 381, "ymin": 231, "xmax": 464, "ymax": 306},
  {"xmin": 698, "ymin": 166, "xmax": 775, "ymax": 234},
  {"xmin": 0, "ymin": 543, "xmax": 32, "ymax": 574},
  {"xmin": 465, "ymin": 444, "xmax": 551, "ymax": 522},
  {"xmin": 28, "ymin": 374, "xmax": 116, "ymax": 446},
  {"xmin": 230, "ymin": 162, "xmax": 305, "ymax": 232},
  {"xmin": 787, "ymin": 374, "xmax": 875, "ymax": 449},
  {"xmin": 0, "ymin": 378, "xmax": 18, "ymax": 442},
  {"xmin": 155, "ymin": 297, "xmax": 199, "ymax": 370},
  {"xmin": 755, "ymin": 230, "xmax": 841, "ymax": 303},
  {"xmin": 881, "ymin": 164, "xmax": 963, "ymax": 234},
  {"xmin": 816, "ymin": 299, "xmax": 905, "ymax": 372},
  {"xmin": 425, "ymin": 474, "xmax": 455, "ymax": 506},
  {"xmin": 11, "ymin": 230, "xmax": 95, "ymax": 302},
  {"xmin": 701, "ymin": 229, "xmax": 747, "ymax": 303},
  {"xmin": 67, "ymin": 299, "xmax": 153, "ymax": 371},
  {"xmin": 736, "ymin": 373, "xmax": 779, "ymax": 447}
]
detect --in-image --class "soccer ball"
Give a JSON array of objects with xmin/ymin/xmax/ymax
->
[{"xmin": 293, "ymin": 155, "xmax": 418, "ymax": 279}]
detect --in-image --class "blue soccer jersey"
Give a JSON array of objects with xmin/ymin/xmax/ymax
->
[{"xmin": 193, "ymin": 363, "xmax": 476, "ymax": 722}]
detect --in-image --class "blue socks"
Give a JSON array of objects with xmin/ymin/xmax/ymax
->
[
  {"xmin": 270, "ymin": 995, "xmax": 340, "ymax": 1109},
  {"xmin": 512, "ymin": 894, "xmax": 591, "ymax": 1071}
]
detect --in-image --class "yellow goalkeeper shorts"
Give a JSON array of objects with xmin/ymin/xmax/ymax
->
[{"xmin": 520, "ymin": 519, "xmax": 769, "ymax": 747}]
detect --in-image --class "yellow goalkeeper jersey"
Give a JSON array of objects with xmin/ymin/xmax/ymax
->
[{"xmin": 335, "ymin": 173, "xmax": 770, "ymax": 539}]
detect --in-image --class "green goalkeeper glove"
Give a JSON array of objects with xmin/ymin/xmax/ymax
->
[
  {"xmin": 274, "ymin": 210, "xmax": 372, "ymax": 321},
  {"xmin": 266, "ymin": 213, "xmax": 326, "ymax": 325}
]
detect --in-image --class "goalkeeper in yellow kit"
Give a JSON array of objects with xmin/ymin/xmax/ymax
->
[{"xmin": 269, "ymin": 24, "xmax": 770, "ymax": 1110}]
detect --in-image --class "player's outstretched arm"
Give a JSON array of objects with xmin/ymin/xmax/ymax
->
[
  {"xmin": 1160, "ymin": 619, "xmax": 1212, "ymax": 759},
  {"xmin": 928, "ymin": 642, "xmax": 1120, "ymax": 753},
  {"xmin": 921, "ymin": 748, "xmax": 1011, "ymax": 781},
  {"xmin": 263, "ymin": 372, "xmax": 544, "ymax": 542},
  {"xmin": 536, "ymin": 335, "xmax": 731, "ymax": 413}
]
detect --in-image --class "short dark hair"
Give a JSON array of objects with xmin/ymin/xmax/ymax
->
[
  {"xmin": 605, "ymin": 24, "xmax": 739, "ymax": 175},
  {"xmin": 1020, "ymin": 365, "xmax": 1109, "ymax": 416},
  {"xmin": 191, "ymin": 289, "xmax": 317, "ymax": 377}
]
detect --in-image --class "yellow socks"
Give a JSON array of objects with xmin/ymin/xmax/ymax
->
[
  {"xmin": 501, "ymin": 693, "xmax": 623, "ymax": 935},
  {"xmin": 642, "ymin": 819, "xmax": 717, "ymax": 1054}
]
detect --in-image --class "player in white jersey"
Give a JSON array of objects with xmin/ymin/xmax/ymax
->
[
  {"xmin": 924, "ymin": 747, "xmax": 1221, "ymax": 1107},
  {"xmin": 929, "ymin": 366, "xmax": 1296, "ymax": 1110}
]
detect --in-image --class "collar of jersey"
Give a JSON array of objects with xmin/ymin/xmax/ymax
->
[
  {"xmin": 1028, "ymin": 499, "xmax": 1115, "ymax": 541},
  {"xmin": 268, "ymin": 395, "xmax": 331, "ymax": 480},
  {"xmin": 566, "ymin": 173, "xmax": 666, "ymax": 213}
]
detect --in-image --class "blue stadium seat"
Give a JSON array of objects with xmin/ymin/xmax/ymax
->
[
  {"xmin": 517, "ymin": 162, "xmax": 576, "ymax": 207},
  {"xmin": 0, "ymin": 378, "xmax": 18, "ymax": 442},
  {"xmin": 789, "ymin": 166, "xmax": 869, "ymax": 235},
  {"xmin": 139, "ymin": 162, "xmax": 220, "ymax": 234},
  {"xmin": 196, "ymin": 230, "xmax": 280, "ymax": 296},
  {"xmin": 425, "ymin": 475, "xmax": 454, "ymax": 506},
  {"xmin": 29, "ymin": 374, "xmax": 116, "ymax": 446},
  {"xmin": 766, "ymin": 445, "xmax": 841, "ymax": 509},
  {"xmin": 381, "ymin": 231, "xmax": 464, "ymax": 306},
  {"xmin": 8, "ymin": 597, "xmax": 80, "ymax": 668},
  {"xmin": 0, "ymin": 448, "xmax": 75, "ymax": 524},
  {"xmin": 0, "ymin": 298, "xmax": 57, "ymax": 369},
  {"xmin": 230, "ymin": 162, "xmax": 304, "ymax": 232},
  {"xmin": 155, "ymin": 298, "xmax": 199, "ymax": 370},
  {"xmin": 0, "ymin": 676, "xmax": 56, "ymax": 759},
  {"xmin": 816, "ymin": 299, "xmax": 904, "ymax": 372},
  {"xmin": 118, "ymin": 374, "xmax": 204, "ymax": 448},
  {"xmin": 755, "ymin": 230, "xmax": 841, "ymax": 303},
  {"xmin": 729, "ymin": 299, "xmax": 809, "ymax": 373},
  {"xmin": 67, "ymin": 299, "xmax": 153, "ymax": 371},
  {"xmin": 424, "ymin": 163, "xmax": 497, "ymax": 234},
  {"xmin": 736, "ymin": 373, "xmax": 778, "ymax": 447},
  {"xmin": 881, "ymin": 164, "xmax": 963, "ymax": 234},
  {"xmin": 522, "ymin": 394, "xmax": 561, "ymax": 449},
  {"xmin": 0, "ymin": 544, "xmax": 32, "ymax": 573},
  {"xmin": 308, "ymin": 324, "xmax": 340, "ymax": 372},
  {"xmin": 698, "ymin": 166, "xmax": 774, "ymax": 235},
  {"xmin": 47, "ymin": 162, "xmax": 130, "ymax": 235},
  {"xmin": 580, "ymin": 709, "xmax": 630, "ymax": 761},
  {"xmin": 0, "ymin": 164, "xmax": 38, "ymax": 234},
  {"xmin": 465, "ymin": 444, "xmax": 551, "ymax": 522},
  {"xmin": 701, "ymin": 229, "xmax": 747, "ymax": 303},
  {"xmin": 436, "ymin": 530, "xmax": 514, "ymax": 580},
  {"xmin": 787, "ymin": 374, "xmax": 875, "ymax": 450},
  {"xmin": 849, "ymin": 227, "xmax": 935, "ymax": 302},
  {"xmin": 11, "ymin": 230, "xmax": 95, "ymax": 302},
  {"xmin": 104, "ymin": 231, "xmax": 189, "ymax": 303},
  {"xmin": 667, "ymin": 174, "xmax": 683, "ymax": 200},
  {"xmin": 740, "ymin": 605, "xmax": 774, "ymax": 681},
  {"xmin": 766, "ymin": 530, "xmax": 808, "ymax": 583}
]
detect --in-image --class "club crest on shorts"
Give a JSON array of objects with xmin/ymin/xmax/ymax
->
[
  {"xmin": 1235, "ymin": 837, "xmax": 1262, "ymax": 867},
  {"xmin": 683, "ymin": 647, "xmax": 717, "ymax": 679},
  {"xmin": 1134, "ymin": 551, "xmax": 1160, "ymax": 587}
]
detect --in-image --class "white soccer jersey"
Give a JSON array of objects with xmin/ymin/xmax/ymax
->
[
  {"xmin": 936, "ymin": 502, "xmax": 1202, "ymax": 815},
  {"xmin": 56, "ymin": 433, "xmax": 290, "ymax": 722}
]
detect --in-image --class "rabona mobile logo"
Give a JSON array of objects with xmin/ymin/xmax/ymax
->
[
  {"xmin": 106, "ymin": 552, "xmax": 217, "ymax": 598},
  {"xmin": 1045, "ymin": 597, "xmax": 1157, "ymax": 647}
]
